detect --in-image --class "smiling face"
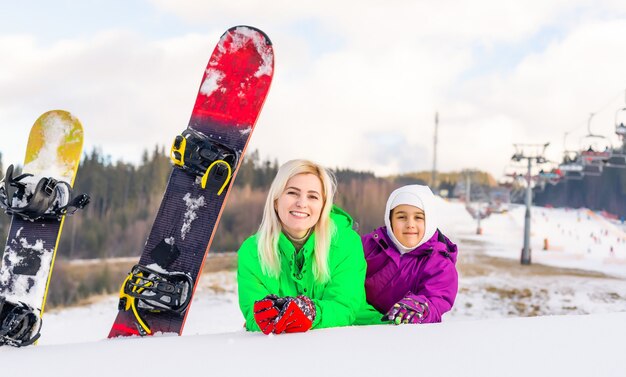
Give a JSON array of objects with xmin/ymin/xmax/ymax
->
[
  {"xmin": 275, "ymin": 173, "xmax": 324, "ymax": 239},
  {"xmin": 390, "ymin": 204, "xmax": 426, "ymax": 249}
]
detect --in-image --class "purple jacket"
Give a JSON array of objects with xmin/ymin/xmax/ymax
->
[{"xmin": 362, "ymin": 226, "xmax": 458, "ymax": 323}]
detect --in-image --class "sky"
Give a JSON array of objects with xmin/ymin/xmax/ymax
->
[{"xmin": 2, "ymin": 1, "xmax": 626, "ymax": 179}]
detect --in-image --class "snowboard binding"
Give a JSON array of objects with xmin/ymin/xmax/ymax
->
[
  {"xmin": 118, "ymin": 264, "xmax": 193, "ymax": 335},
  {"xmin": 0, "ymin": 297, "xmax": 42, "ymax": 347},
  {"xmin": 0, "ymin": 164, "xmax": 90, "ymax": 221},
  {"xmin": 170, "ymin": 129, "xmax": 239, "ymax": 194}
]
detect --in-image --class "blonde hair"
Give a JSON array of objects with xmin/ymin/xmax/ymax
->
[{"xmin": 257, "ymin": 159, "xmax": 336, "ymax": 283}]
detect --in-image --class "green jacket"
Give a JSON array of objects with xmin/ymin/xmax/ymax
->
[{"xmin": 237, "ymin": 206, "xmax": 366, "ymax": 331}]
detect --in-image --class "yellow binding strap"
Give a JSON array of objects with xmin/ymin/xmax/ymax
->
[
  {"xmin": 170, "ymin": 135, "xmax": 187, "ymax": 167},
  {"xmin": 119, "ymin": 272, "xmax": 153, "ymax": 335},
  {"xmin": 201, "ymin": 160, "xmax": 232, "ymax": 194}
]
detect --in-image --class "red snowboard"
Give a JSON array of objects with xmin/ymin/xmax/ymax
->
[{"xmin": 109, "ymin": 26, "xmax": 273, "ymax": 337}]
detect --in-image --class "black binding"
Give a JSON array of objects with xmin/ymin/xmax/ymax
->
[
  {"xmin": 0, "ymin": 297, "xmax": 42, "ymax": 347},
  {"xmin": 0, "ymin": 164, "xmax": 90, "ymax": 221}
]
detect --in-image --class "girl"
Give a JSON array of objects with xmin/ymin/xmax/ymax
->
[
  {"xmin": 237, "ymin": 159, "xmax": 366, "ymax": 334},
  {"xmin": 357, "ymin": 184, "xmax": 458, "ymax": 325}
]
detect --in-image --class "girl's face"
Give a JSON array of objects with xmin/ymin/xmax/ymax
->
[
  {"xmin": 390, "ymin": 204, "xmax": 425, "ymax": 248},
  {"xmin": 275, "ymin": 173, "xmax": 324, "ymax": 238}
]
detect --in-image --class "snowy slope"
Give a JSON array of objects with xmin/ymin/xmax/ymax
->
[
  {"xmin": 3, "ymin": 313, "xmax": 626, "ymax": 376},
  {"xmin": 438, "ymin": 199, "xmax": 626, "ymax": 277}
]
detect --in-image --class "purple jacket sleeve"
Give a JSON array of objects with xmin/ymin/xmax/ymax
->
[{"xmin": 403, "ymin": 253, "xmax": 458, "ymax": 323}]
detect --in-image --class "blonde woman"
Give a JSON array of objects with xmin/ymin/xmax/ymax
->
[{"xmin": 237, "ymin": 159, "xmax": 366, "ymax": 334}]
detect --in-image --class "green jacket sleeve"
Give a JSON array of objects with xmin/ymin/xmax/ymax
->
[
  {"xmin": 311, "ymin": 226, "xmax": 367, "ymax": 329},
  {"xmin": 237, "ymin": 235, "xmax": 273, "ymax": 332}
]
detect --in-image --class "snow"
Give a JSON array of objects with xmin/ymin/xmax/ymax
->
[
  {"xmin": 145, "ymin": 263, "xmax": 168, "ymax": 274},
  {"xmin": 234, "ymin": 26, "xmax": 274, "ymax": 78},
  {"xmin": 1, "ymin": 199, "xmax": 626, "ymax": 376},
  {"xmin": 0, "ymin": 237, "xmax": 53, "ymax": 308},
  {"xmin": 5, "ymin": 311, "xmax": 626, "ymax": 376},
  {"xmin": 181, "ymin": 193, "xmax": 205, "ymax": 240},
  {"xmin": 23, "ymin": 112, "xmax": 77, "ymax": 183},
  {"xmin": 199, "ymin": 68, "xmax": 225, "ymax": 97},
  {"xmin": 463, "ymin": 203, "xmax": 626, "ymax": 278},
  {"xmin": 200, "ymin": 27, "xmax": 273, "ymax": 100},
  {"xmin": 239, "ymin": 126, "xmax": 252, "ymax": 136}
]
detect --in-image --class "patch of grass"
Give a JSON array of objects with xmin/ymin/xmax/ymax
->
[{"xmin": 46, "ymin": 252, "xmax": 238, "ymax": 310}]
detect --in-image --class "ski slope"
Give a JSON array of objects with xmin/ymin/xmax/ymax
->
[
  {"xmin": 458, "ymin": 202, "xmax": 626, "ymax": 278},
  {"xmin": 1, "ymin": 199, "xmax": 625, "ymax": 376},
  {"xmin": 3, "ymin": 312, "xmax": 626, "ymax": 376}
]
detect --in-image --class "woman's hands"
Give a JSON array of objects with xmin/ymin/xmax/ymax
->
[{"xmin": 253, "ymin": 294, "xmax": 316, "ymax": 334}]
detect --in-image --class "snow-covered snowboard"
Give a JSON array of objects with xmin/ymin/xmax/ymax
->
[
  {"xmin": 0, "ymin": 110, "xmax": 86, "ymax": 347},
  {"xmin": 108, "ymin": 25, "xmax": 274, "ymax": 337}
]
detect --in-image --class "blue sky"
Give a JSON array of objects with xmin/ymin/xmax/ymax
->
[
  {"xmin": 0, "ymin": 1, "xmax": 185, "ymax": 41},
  {"xmin": 2, "ymin": 1, "xmax": 626, "ymax": 178}
]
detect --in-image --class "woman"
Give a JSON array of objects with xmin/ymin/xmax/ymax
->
[
  {"xmin": 356, "ymin": 184, "xmax": 458, "ymax": 325},
  {"xmin": 237, "ymin": 159, "xmax": 366, "ymax": 334}
]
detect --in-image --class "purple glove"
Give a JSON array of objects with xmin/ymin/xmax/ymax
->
[{"xmin": 385, "ymin": 296, "xmax": 429, "ymax": 325}]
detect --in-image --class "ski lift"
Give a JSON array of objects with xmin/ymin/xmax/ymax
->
[
  {"xmin": 559, "ymin": 151, "xmax": 583, "ymax": 177},
  {"xmin": 607, "ymin": 106, "xmax": 626, "ymax": 169},
  {"xmin": 605, "ymin": 153, "xmax": 626, "ymax": 168},
  {"xmin": 538, "ymin": 168, "xmax": 561, "ymax": 185},
  {"xmin": 558, "ymin": 151, "xmax": 585, "ymax": 180},
  {"xmin": 564, "ymin": 170, "xmax": 584, "ymax": 180},
  {"xmin": 616, "ymin": 106, "xmax": 626, "ymax": 137},
  {"xmin": 583, "ymin": 163, "xmax": 602, "ymax": 176},
  {"xmin": 580, "ymin": 113, "xmax": 611, "ymax": 165}
]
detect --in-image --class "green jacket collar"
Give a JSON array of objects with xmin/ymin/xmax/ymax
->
[{"xmin": 278, "ymin": 231, "xmax": 316, "ymax": 257}]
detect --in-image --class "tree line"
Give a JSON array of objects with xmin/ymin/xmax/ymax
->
[{"xmin": 0, "ymin": 147, "xmax": 503, "ymax": 261}]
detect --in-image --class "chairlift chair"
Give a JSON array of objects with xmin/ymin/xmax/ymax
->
[
  {"xmin": 538, "ymin": 169, "xmax": 561, "ymax": 185},
  {"xmin": 559, "ymin": 151, "xmax": 584, "ymax": 176},
  {"xmin": 580, "ymin": 112, "xmax": 611, "ymax": 164},
  {"xmin": 582, "ymin": 163, "xmax": 602, "ymax": 176},
  {"xmin": 608, "ymin": 106, "xmax": 626, "ymax": 168},
  {"xmin": 605, "ymin": 153, "xmax": 626, "ymax": 168},
  {"xmin": 564, "ymin": 170, "xmax": 584, "ymax": 180}
]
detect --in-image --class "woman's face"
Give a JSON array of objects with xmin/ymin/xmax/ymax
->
[
  {"xmin": 275, "ymin": 173, "xmax": 324, "ymax": 238},
  {"xmin": 390, "ymin": 204, "xmax": 425, "ymax": 248}
]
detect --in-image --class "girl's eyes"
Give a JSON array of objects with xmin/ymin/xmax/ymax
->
[
  {"xmin": 287, "ymin": 191, "xmax": 298, "ymax": 196},
  {"xmin": 395, "ymin": 215, "xmax": 424, "ymax": 221},
  {"xmin": 308, "ymin": 195, "xmax": 319, "ymax": 200}
]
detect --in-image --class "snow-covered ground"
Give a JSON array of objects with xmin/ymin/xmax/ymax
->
[
  {"xmin": 439, "ymin": 199, "xmax": 626, "ymax": 278},
  {"xmin": 1, "ymin": 199, "xmax": 626, "ymax": 376}
]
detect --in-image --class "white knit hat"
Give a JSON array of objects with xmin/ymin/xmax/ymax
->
[{"xmin": 384, "ymin": 185, "xmax": 438, "ymax": 253}]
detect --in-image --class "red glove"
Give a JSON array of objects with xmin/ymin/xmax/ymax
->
[
  {"xmin": 253, "ymin": 295, "xmax": 280, "ymax": 334},
  {"xmin": 273, "ymin": 296, "xmax": 316, "ymax": 334}
]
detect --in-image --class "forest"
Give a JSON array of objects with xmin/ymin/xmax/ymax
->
[{"xmin": 0, "ymin": 147, "xmax": 460, "ymax": 259}]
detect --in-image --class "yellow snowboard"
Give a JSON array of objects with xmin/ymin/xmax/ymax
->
[{"xmin": 0, "ymin": 110, "xmax": 84, "ymax": 346}]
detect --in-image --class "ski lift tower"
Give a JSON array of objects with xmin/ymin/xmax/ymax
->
[
  {"xmin": 511, "ymin": 142, "xmax": 550, "ymax": 265},
  {"xmin": 431, "ymin": 112, "xmax": 439, "ymax": 194}
]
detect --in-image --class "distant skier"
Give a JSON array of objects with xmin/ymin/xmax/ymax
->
[
  {"xmin": 356, "ymin": 185, "xmax": 459, "ymax": 325},
  {"xmin": 237, "ymin": 159, "xmax": 366, "ymax": 334}
]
